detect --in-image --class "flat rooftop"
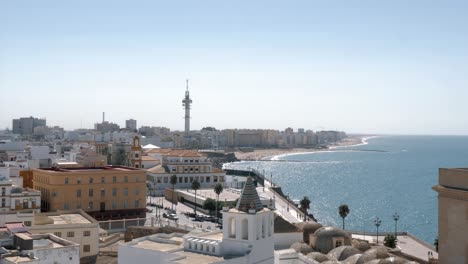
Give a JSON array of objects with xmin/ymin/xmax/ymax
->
[
  {"xmin": 49, "ymin": 213, "xmax": 92, "ymax": 224},
  {"xmin": 35, "ymin": 166, "xmax": 140, "ymax": 173},
  {"xmin": 133, "ymin": 239, "xmax": 182, "ymax": 252},
  {"xmin": 181, "ymin": 188, "xmax": 270, "ymax": 202}
]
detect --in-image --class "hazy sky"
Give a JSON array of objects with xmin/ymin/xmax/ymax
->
[{"xmin": 1, "ymin": 1, "xmax": 468, "ymax": 135}]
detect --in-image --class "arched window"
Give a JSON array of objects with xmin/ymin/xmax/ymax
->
[
  {"xmin": 229, "ymin": 218, "xmax": 236, "ymax": 238},
  {"xmin": 241, "ymin": 218, "xmax": 248, "ymax": 240}
]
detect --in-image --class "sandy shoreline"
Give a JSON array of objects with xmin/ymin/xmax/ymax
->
[{"xmin": 233, "ymin": 136, "xmax": 366, "ymax": 161}]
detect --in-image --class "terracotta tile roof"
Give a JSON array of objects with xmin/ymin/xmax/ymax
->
[
  {"xmin": 145, "ymin": 148, "xmax": 206, "ymax": 158},
  {"xmin": 141, "ymin": 156, "xmax": 159, "ymax": 161}
]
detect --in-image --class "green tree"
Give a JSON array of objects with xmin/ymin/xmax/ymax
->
[
  {"xmin": 384, "ymin": 234, "xmax": 397, "ymax": 248},
  {"xmin": 203, "ymin": 198, "xmax": 217, "ymax": 215},
  {"xmin": 214, "ymin": 183, "xmax": 223, "ymax": 223},
  {"xmin": 299, "ymin": 196, "xmax": 311, "ymax": 222},
  {"xmin": 338, "ymin": 204, "xmax": 350, "ymax": 230},
  {"xmin": 170, "ymin": 174, "xmax": 178, "ymax": 211},
  {"xmin": 191, "ymin": 179, "xmax": 201, "ymax": 214}
]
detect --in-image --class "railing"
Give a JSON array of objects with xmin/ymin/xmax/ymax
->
[{"xmin": 98, "ymin": 216, "xmax": 212, "ymax": 234}]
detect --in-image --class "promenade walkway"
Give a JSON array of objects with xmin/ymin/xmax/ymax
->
[{"xmin": 352, "ymin": 233, "xmax": 438, "ymax": 262}]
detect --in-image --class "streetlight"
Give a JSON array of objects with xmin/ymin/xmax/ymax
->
[
  {"xmin": 392, "ymin": 212, "xmax": 400, "ymax": 238},
  {"xmin": 374, "ymin": 217, "xmax": 382, "ymax": 244}
]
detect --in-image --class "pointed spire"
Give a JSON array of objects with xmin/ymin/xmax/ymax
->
[
  {"xmin": 236, "ymin": 176, "xmax": 263, "ymax": 213},
  {"xmin": 186, "ymin": 79, "xmax": 189, "ymax": 92}
]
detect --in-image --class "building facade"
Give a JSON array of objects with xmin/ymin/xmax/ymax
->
[
  {"xmin": 433, "ymin": 168, "xmax": 468, "ymax": 264},
  {"xmin": 28, "ymin": 210, "xmax": 99, "ymax": 263},
  {"xmin": 32, "ymin": 166, "xmax": 146, "ymax": 220},
  {"xmin": 125, "ymin": 119, "xmax": 137, "ymax": 131},
  {"xmin": 145, "ymin": 149, "xmax": 225, "ymax": 195}
]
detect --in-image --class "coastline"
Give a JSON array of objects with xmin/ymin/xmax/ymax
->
[{"xmin": 233, "ymin": 135, "xmax": 370, "ymax": 161}]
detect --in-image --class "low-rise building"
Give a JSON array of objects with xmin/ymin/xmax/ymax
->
[
  {"xmin": 28, "ymin": 210, "xmax": 99, "ymax": 263},
  {"xmin": 32, "ymin": 166, "xmax": 146, "ymax": 220},
  {"xmin": 1, "ymin": 233, "xmax": 80, "ymax": 264},
  {"xmin": 145, "ymin": 149, "xmax": 225, "ymax": 195}
]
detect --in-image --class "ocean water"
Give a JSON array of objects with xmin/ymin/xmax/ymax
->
[{"xmin": 224, "ymin": 136, "xmax": 468, "ymax": 244}]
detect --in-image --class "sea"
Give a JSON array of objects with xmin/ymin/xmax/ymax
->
[{"xmin": 224, "ymin": 135, "xmax": 468, "ymax": 244}]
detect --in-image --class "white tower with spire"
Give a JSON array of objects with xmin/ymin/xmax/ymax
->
[
  {"xmin": 221, "ymin": 176, "xmax": 275, "ymax": 263},
  {"xmin": 182, "ymin": 79, "xmax": 192, "ymax": 135}
]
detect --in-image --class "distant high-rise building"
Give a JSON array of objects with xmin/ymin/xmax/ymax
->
[
  {"xmin": 182, "ymin": 80, "xmax": 192, "ymax": 135},
  {"xmin": 126, "ymin": 119, "xmax": 137, "ymax": 131},
  {"xmin": 12, "ymin": 116, "xmax": 46, "ymax": 135}
]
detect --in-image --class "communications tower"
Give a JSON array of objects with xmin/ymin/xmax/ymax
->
[{"xmin": 182, "ymin": 79, "xmax": 192, "ymax": 135}]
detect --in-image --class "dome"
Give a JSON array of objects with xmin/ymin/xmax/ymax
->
[
  {"xmin": 341, "ymin": 254, "xmax": 363, "ymax": 264},
  {"xmin": 306, "ymin": 252, "xmax": 330, "ymax": 263},
  {"xmin": 311, "ymin": 226, "xmax": 352, "ymax": 254},
  {"xmin": 377, "ymin": 257, "xmax": 407, "ymax": 264},
  {"xmin": 356, "ymin": 247, "xmax": 390, "ymax": 264},
  {"xmin": 290, "ymin": 242, "xmax": 314, "ymax": 255},
  {"xmin": 299, "ymin": 222, "xmax": 323, "ymax": 244},
  {"xmin": 352, "ymin": 240, "xmax": 371, "ymax": 252},
  {"xmin": 328, "ymin": 246, "xmax": 361, "ymax": 261}
]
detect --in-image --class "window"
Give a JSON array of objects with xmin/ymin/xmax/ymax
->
[
  {"xmin": 24, "ymin": 221, "xmax": 31, "ymax": 226},
  {"xmin": 184, "ymin": 177, "xmax": 188, "ymax": 183},
  {"xmin": 1, "ymin": 187, "xmax": 5, "ymax": 196},
  {"xmin": 83, "ymin": 245, "xmax": 90, "ymax": 252},
  {"xmin": 136, "ymin": 176, "xmax": 139, "ymax": 182},
  {"xmin": 1, "ymin": 198, "xmax": 5, "ymax": 207},
  {"xmin": 89, "ymin": 189, "xmax": 94, "ymax": 197},
  {"xmin": 23, "ymin": 199, "xmax": 29, "ymax": 209},
  {"xmin": 124, "ymin": 176, "xmax": 128, "ymax": 183},
  {"xmin": 67, "ymin": 231, "xmax": 75, "ymax": 237},
  {"xmin": 112, "ymin": 188, "xmax": 117, "ymax": 196},
  {"xmin": 31, "ymin": 200, "xmax": 36, "ymax": 208},
  {"xmin": 214, "ymin": 176, "xmax": 218, "ymax": 183},
  {"xmin": 179, "ymin": 177, "xmax": 182, "ymax": 183},
  {"xmin": 196, "ymin": 160, "xmax": 199, "ymax": 163},
  {"xmin": 124, "ymin": 200, "xmax": 128, "ymax": 208},
  {"xmin": 113, "ymin": 176, "xmax": 116, "ymax": 183},
  {"xmin": 124, "ymin": 188, "xmax": 128, "ymax": 196},
  {"xmin": 200, "ymin": 177, "xmax": 204, "ymax": 183},
  {"xmin": 76, "ymin": 189, "xmax": 81, "ymax": 197},
  {"xmin": 101, "ymin": 177, "xmax": 105, "ymax": 183},
  {"xmin": 135, "ymin": 187, "xmax": 140, "ymax": 195},
  {"xmin": 65, "ymin": 178, "xmax": 69, "ymax": 184},
  {"xmin": 172, "ymin": 168, "xmax": 176, "ymax": 172},
  {"xmin": 135, "ymin": 153, "xmax": 139, "ymax": 158},
  {"xmin": 100, "ymin": 188, "xmax": 105, "ymax": 197},
  {"xmin": 83, "ymin": 231, "xmax": 91, "ymax": 236},
  {"xmin": 134, "ymin": 200, "xmax": 139, "ymax": 208},
  {"xmin": 89, "ymin": 177, "xmax": 93, "ymax": 184},
  {"xmin": 164, "ymin": 177, "xmax": 168, "ymax": 183},
  {"xmin": 88, "ymin": 202, "xmax": 93, "ymax": 210},
  {"xmin": 219, "ymin": 176, "xmax": 224, "ymax": 182},
  {"xmin": 54, "ymin": 232, "xmax": 62, "ymax": 237},
  {"xmin": 157, "ymin": 177, "xmax": 161, "ymax": 183},
  {"xmin": 77, "ymin": 178, "xmax": 81, "ymax": 184},
  {"xmin": 206, "ymin": 176, "xmax": 211, "ymax": 183},
  {"xmin": 190, "ymin": 177, "xmax": 193, "ymax": 183}
]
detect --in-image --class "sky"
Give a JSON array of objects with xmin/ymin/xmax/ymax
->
[{"xmin": 1, "ymin": 1, "xmax": 468, "ymax": 135}]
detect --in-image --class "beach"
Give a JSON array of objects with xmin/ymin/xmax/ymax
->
[{"xmin": 234, "ymin": 136, "xmax": 364, "ymax": 161}]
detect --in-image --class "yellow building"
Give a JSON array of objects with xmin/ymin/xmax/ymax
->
[
  {"xmin": 433, "ymin": 168, "xmax": 468, "ymax": 263},
  {"xmin": 32, "ymin": 166, "xmax": 146, "ymax": 220}
]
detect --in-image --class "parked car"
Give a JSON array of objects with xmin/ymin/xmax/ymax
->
[{"xmin": 167, "ymin": 213, "xmax": 179, "ymax": 221}]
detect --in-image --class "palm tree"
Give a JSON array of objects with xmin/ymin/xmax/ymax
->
[
  {"xmin": 299, "ymin": 196, "xmax": 311, "ymax": 222},
  {"xmin": 170, "ymin": 174, "xmax": 178, "ymax": 211},
  {"xmin": 339, "ymin": 204, "xmax": 350, "ymax": 230},
  {"xmin": 214, "ymin": 183, "xmax": 224, "ymax": 224},
  {"xmin": 191, "ymin": 179, "xmax": 201, "ymax": 215}
]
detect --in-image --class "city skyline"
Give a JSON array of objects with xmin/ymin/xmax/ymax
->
[{"xmin": 1, "ymin": 1, "xmax": 468, "ymax": 135}]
